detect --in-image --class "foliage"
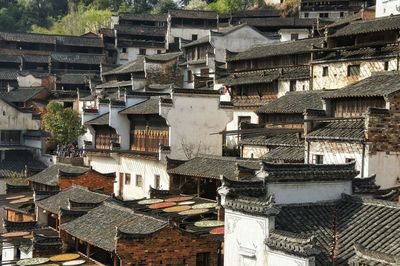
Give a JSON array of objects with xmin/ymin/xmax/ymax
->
[
  {"xmin": 208, "ymin": 0, "xmax": 256, "ymax": 13},
  {"xmin": 185, "ymin": 0, "xmax": 210, "ymax": 10},
  {"xmin": 32, "ymin": 5, "xmax": 112, "ymax": 35},
  {"xmin": 278, "ymin": 0, "xmax": 299, "ymax": 16},
  {"xmin": 152, "ymin": 0, "xmax": 178, "ymax": 14},
  {"xmin": 43, "ymin": 101, "xmax": 86, "ymax": 145}
]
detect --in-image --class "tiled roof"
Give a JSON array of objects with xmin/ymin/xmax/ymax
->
[
  {"xmin": 0, "ymin": 88, "xmax": 46, "ymax": 103},
  {"xmin": 169, "ymin": 9, "xmax": 217, "ymax": 19},
  {"xmin": 57, "ymin": 73, "xmax": 95, "ymax": 85},
  {"xmin": 27, "ymin": 164, "xmax": 89, "ymax": 186},
  {"xmin": 95, "ymin": 80, "xmax": 133, "ymax": 89},
  {"xmin": 240, "ymin": 133, "xmax": 303, "ymax": 147},
  {"xmin": 266, "ymin": 230, "xmax": 322, "ymax": 257},
  {"xmin": 0, "ymin": 150, "xmax": 46, "ymax": 178},
  {"xmin": 262, "ymin": 146, "xmax": 305, "ymax": 163},
  {"xmin": 36, "ymin": 185, "xmax": 109, "ymax": 214},
  {"xmin": 0, "ymin": 32, "xmax": 103, "ymax": 47},
  {"xmin": 182, "ymin": 36, "xmax": 209, "ymax": 48},
  {"xmin": 102, "ymin": 57, "xmax": 144, "ymax": 76},
  {"xmin": 228, "ymin": 37, "xmax": 324, "ymax": 61},
  {"xmin": 119, "ymin": 12, "xmax": 167, "ymax": 22},
  {"xmin": 0, "ymin": 54, "xmax": 21, "ymax": 63},
  {"xmin": 167, "ymin": 155, "xmax": 261, "ymax": 180},
  {"xmin": 262, "ymin": 161, "xmax": 358, "ymax": 182},
  {"xmin": 275, "ymin": 195, "xmax": 400, "ymax": 265},
  {"xmin": 59, "ymin": 202, "xmax": 167, "ymax": 251},
  {"xmin": 219, "ymin": 9, "xmax": 280, "ymax": 18},
  {"xmin": 332, "ymin": 15, "xmax": 400, "ymax": 37},
  {"xmin": 84, "ymin": 112, "xmax": 110, "ymax": 125},
  {"xmin": 0, "ymin": 69, "xmax": 18, "ymax": 80},
  {"xmin": 115, "ymin": 25, "xmax": 166, "ymax": 37},
  {"xmin": 23, "ymin": 54, "xmax": 49, "ymax": 63},
  {"xmin": 323, "ymin": 72, "xmax": 400, "ymax": 99},
  {"xmin": 240, "ymin": 17, "xmax": 319, "ymax": 28},
  {"xmin": 257, "ymin": 90, "xmax": 327, "ymax": 114},
  {"xmin": 145, "ymin": 52, "xmax": 182, "ymax": 62},
  {"xmin": 51, "ymin": 53, "xmax": 103, "ymax": 65},
  {"xmin": 306, "ymin": 119, "xmax": 365, "ymax": 141},
  {"xmin": 119, "ymin": 97, "xmax": 159, "ymax": 115},
  {"xmin": 220, "ymin": 69, "xmax": 280, "ymax": 86}
]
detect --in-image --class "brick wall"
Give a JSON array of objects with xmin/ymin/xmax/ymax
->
[
  {"xmin": 146, "ymin": 59, "xmax": 183, "ymax": 87},
  {"xmin": 59, "ymin": 170, "xmax": 114, "ymax": 193},
  {"xmin": 117, "ymin": 226, "xmax": 221, "ymax": 265},
  {"xmin": 366, "ymin": 92, "xmax": 400, "ymax": 154}
]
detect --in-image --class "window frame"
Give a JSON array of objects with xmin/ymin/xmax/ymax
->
[
  {"xmin": 125, "ymin": 173, "xmax": 131, "ymax": 185},
  {"xmin": 136, "ymin": 175, "xmax": 143, "ymax": 187}
]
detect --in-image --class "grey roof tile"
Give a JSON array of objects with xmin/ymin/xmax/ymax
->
[
  {"xmin": 257, "ymin": 90, "xmax": 328, "ymax": 114},
  {"xmin": 59, "ymin": 202, "xmax": 167, "ymax": 252},
  {"xmin": 240, "ymin": 133, "xmax": 304, "ymax": 147},
  {"xmin": 0, "ymin": 88, "xmax": 46, "ymax": 103},
  {"xmin": 102, "ymin": 57, "xmax": 144, "ymax": 76},
  {"xmin": 169, "ymin": 9, "xmax": 217, "ymax": 19},
  {"xmin": 167, "ymin": 155, "xmax": 261, "ymax": 180},
  {"xmin": 36, "ymin": 185, "xmax": 109, "ymax": 214},
  {"xmin": 228, "ymin": 37, "xmax": 324, "ymax": 62},
  {"xmin": 262, "ymin": 146, "xmax": 305, "ymax": 163},
  {"xmin": 27, "ymin": 164, "xmax": 89, "ymax": 186},
  {"xmin": 119, "ymin": 97, "xmax": 159, "ymax": 115},
  {"xmin": 51, "ymin": 53, "xmax": 103, "ymax": 65},
  {"xmin": 306, "ymin": 119, "xmax": 365, "ymax": 141},
  {"xmin": 323, "ymin": 72, "xmax": 400, "ymax": 99},
  {"xmin": 145, "ymin": 52, "xmax": 182, "ymax": 62},
  {"xmin": 84, "ymin": 113, "xmax": 109, "ymax": 126}
]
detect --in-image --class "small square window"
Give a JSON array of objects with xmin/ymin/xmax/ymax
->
[
  {"xmin": 384, "ymin": 61, "xmax": 389, "ymax": 71},
  {"xmin": 345, "ymin": 158, "xmax": 355, "ymax": 163},
  {"xmin": 313, "ymin": 155, "xmax": 324, "ymax": 164},
  {"xmin": 192, "ymin": 34, "xmax": 198, "ymax": 41},
  {"xmin": 136, "ymin": 175, "xmax": 143, "ymax": 187},
  {"xmin": 187, "ymin": 70, "xmax": 193, "ymax": 82},
  {"xmin": 122, "ymin": 48, "xmax": 127, "ymax": 53},
  {"xmin": 290, "ymin": 33, "xmax": 299, "ymax": 40},
  {"xmin": 157, "ymin": 50, "xmax": 162, "ymax": 54},
  {"xmin": 139, "ymin": 48, "xmax": 146, "ymax": 55},
  {"xmin": 340, "ymin": 12, "xmax": 344, "ymax": 17},
  {"xmin": 125, "ymin": 173, "xmax": 131, "ymax": 185},
  {"xmin": 154, "ymin": 175, "xmax": 161, "ymax": 190},
  {"xmin": 304, "ymin": 12, "xmax": 309, "ymax": 18},
  {"xmin": 290, "ymin": 80, "xmax": 297, "ymax": 91},
  {"xmin": 347, "ymin": 64, "xmax": 360, "ymax": 76},
  {"xmin": 322, "ymin": 66, "xmax": 329, "ymax": 77}
]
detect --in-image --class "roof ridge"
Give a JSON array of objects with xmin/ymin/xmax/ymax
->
[{"xmin": 342, "ymin": 194, "xmax": 400, "ymax": 209}]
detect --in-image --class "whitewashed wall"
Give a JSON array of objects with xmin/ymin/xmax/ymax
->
[
  {"xmin": 0, "ymin": 99, "xmax": 40, "ymax": 130},
  {"xmin": 367, "ymin": 151, "xmax": 400, "ymax": 188},
  {"xmin": 267, "ymin": 181, "xmax": 353, "ymax": 204},
  {"xmin": 278, "ymin": 79, "xmax": 309, "ymax": 97},
  {"xmin": 161, "ymin": 94, "xmax": 232, "ymax": 160},
  {"xmin": 268, "ymin": 250, "xmax": 313, "ymax": 266},
  {"xmin": 278, "ymin": 29, "xmax": 310, "ymax": 42},
  {"xmin": 224, "ymin": 209, "xmax": 272, "ymax": 266},
  {"xmin": 226, "ymin": 110, "xmax": 259, "ymax": 148},
  {"xmin": 242, "ymin": 145, "xmax": 269, "ymax": 159},
  {"xmin": 117, "ymin": 47, "xmax": 165, "ymax": 64},
  {"xmin": 376, "ymin": 0, "xmax": 400, "ymax": 17}
]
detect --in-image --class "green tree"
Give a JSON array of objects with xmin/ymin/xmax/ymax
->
[
  {"xmin": 208, "ymin": 0, "xmax": 256, "ymax": 13},
  {"xmin": 43, "ymin": 101, "xmax": 86, "ymax": 145},
  {"xmin": 152, "ymin": 0, "xmax": 178, "ymax": 14},
  {"xmin": 185, "ymin": 0, "xmax": 210, "ymax": 10}
]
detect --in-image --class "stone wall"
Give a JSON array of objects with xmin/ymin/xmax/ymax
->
[
  {"xmin": 146, "ymin": 58, "xmax": 183, "ymax": 87},
  {"xmin": 117, "ymin": 226, "xmax": 221, "ymax": 265}
]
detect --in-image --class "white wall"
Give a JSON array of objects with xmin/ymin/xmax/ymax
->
[
  {"xmin": 211, "ymin": 26, "xmax": 272, "ymax": 63},
  {"xmin": 2, "ymin": 242, "xmax": 16, "ymax": 263},
  {"xmin": 161, "ymin": 93, "xmax": 232, "ymax": 160},
  {"xmin": 226, "ymin": 110, "xmax": 259, "ymax": 148},
  {"xmin": 278, "ymin": 79, "xmax": 309, "ymax": 97},
  {"xmin": 242, "ymin": 145, "xmax": 269, "ymax": 159},
  {"xmin": 117, "ymin": 156, "xmax": 169, "ymax": 200},
  {"xmin": 367, "ymin": 151, "xmax": 400, "ymax": 188},
  {"xmin": 267, "ymin": 181, "xmax": 353, "ymax": 204},
  {"xmin": 168, "ymin": 27, "xmax": 210, "ymax": 44},
  {"xmin": 17, "ymin": 75, "xmax": 42, "ymax": 87},
  {"xmin": 376, "ymin": 0, "xmax": 400, "ymax": 17},
  {"xmin": 117, "ymin": 47, "xmax": 165, "ymax": 65},
  {"xmin": 268, "ymin": 250, "xmax": 313, "ymax": 266},
  {"xmin": 224, "ymin": 209, "xmax": 272, "ymax": 266},
  {"xmin": 36, "ymin": 206, "xmax": 48, "ymax": 226},
  {"xmin": 0, "ymin": 99, "xmax": 40, "ymax": 130},
  {"xmin": 278, "ymin": 29, "xmax": 310, "ymax": 42},
  {"xmin": 307, "ymin": 141, "xmax": 365, "ymax": 177}
]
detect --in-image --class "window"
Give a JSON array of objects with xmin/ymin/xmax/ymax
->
[
  {"xmin": 313, "ymin": 155, "xmax": 324, "ymax": 164},
  {"xmin": 136, "ymin": 175, "xmax": 143, "ymax": 187},
  {"xmin": 139, "ymin": 48, "xmax": 146, "ymax": 55},
  {"xmin": 304, "ymin": 12, "xmax": 309, "ymax": 18},
  {"xmin": 290, "ymin": 80, "xmax": 297, "ymax": 91},
  {"xmin": 154, "ymin": 175, "xmax": 161, "ymax": 190},
  {"xmin": 319, "ymin": 13, "xmax": 329, "ymax": 18},
  {"xmin": 238, "ymin": 116, "xmax": 251, "ymax": 129},
  {"xmin": 200, "ymin": 68, "xmax": 209, "ymax": 77},
  {"xmin": 157, "ymin": 50, "xmax": 162, "ymax": 54},
  {"xmin": 187, "ymin": 70, "xmax": 193, "ymax": 82},
  {"xmin": 290, "ymin": 33, "xmax": 299, "ymax": 40},
  {"xmin": 121, "ymin": 48, "xmax": 127, "ymax": 53},
  {"xmin": 340, "ymin": 12, "xmax": 344, "ymax": 17},
  {"xmin": 125, "ymin": 173, "xmax": 131, "ymax": 185},
  {"xmin": 322, "ymin": 66, "xmax": 329, "ymax": 77},
  {"xmin": 196, "ymin": 252, "xmax": 210, "ymax": 266},
  {"xmin": 384, "ymin": 61, "xmax": 389, "ymax": 71},
  {"xmin": 347, "ymin": 64, "xmax": 360, "ymax": 76},
  {"xmin": 345, "ymin": 158, "xmax": 355, "ymax": 163},
  {"xmin": 174, "ymin": 37, "xmax": 179, "ymax": 44},
  {"xmin": 192, "ymin": 34, "xmax": 198, "ymax": 41}
]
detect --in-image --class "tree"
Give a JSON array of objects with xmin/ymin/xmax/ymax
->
[
  {"xmin": 152, "ymin": 0, "xmax": 178, "ymax": 14},
  {"xmin": 185, "ymin": 0, "xmax": 210, "ymax": 10},
  {"xmin": 43, "ymin": 101, "xmax": 86, "ymax": 145},
  {"xmin": 208, "ymin": 0, "xmax": 256, "ymax": 13}
]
